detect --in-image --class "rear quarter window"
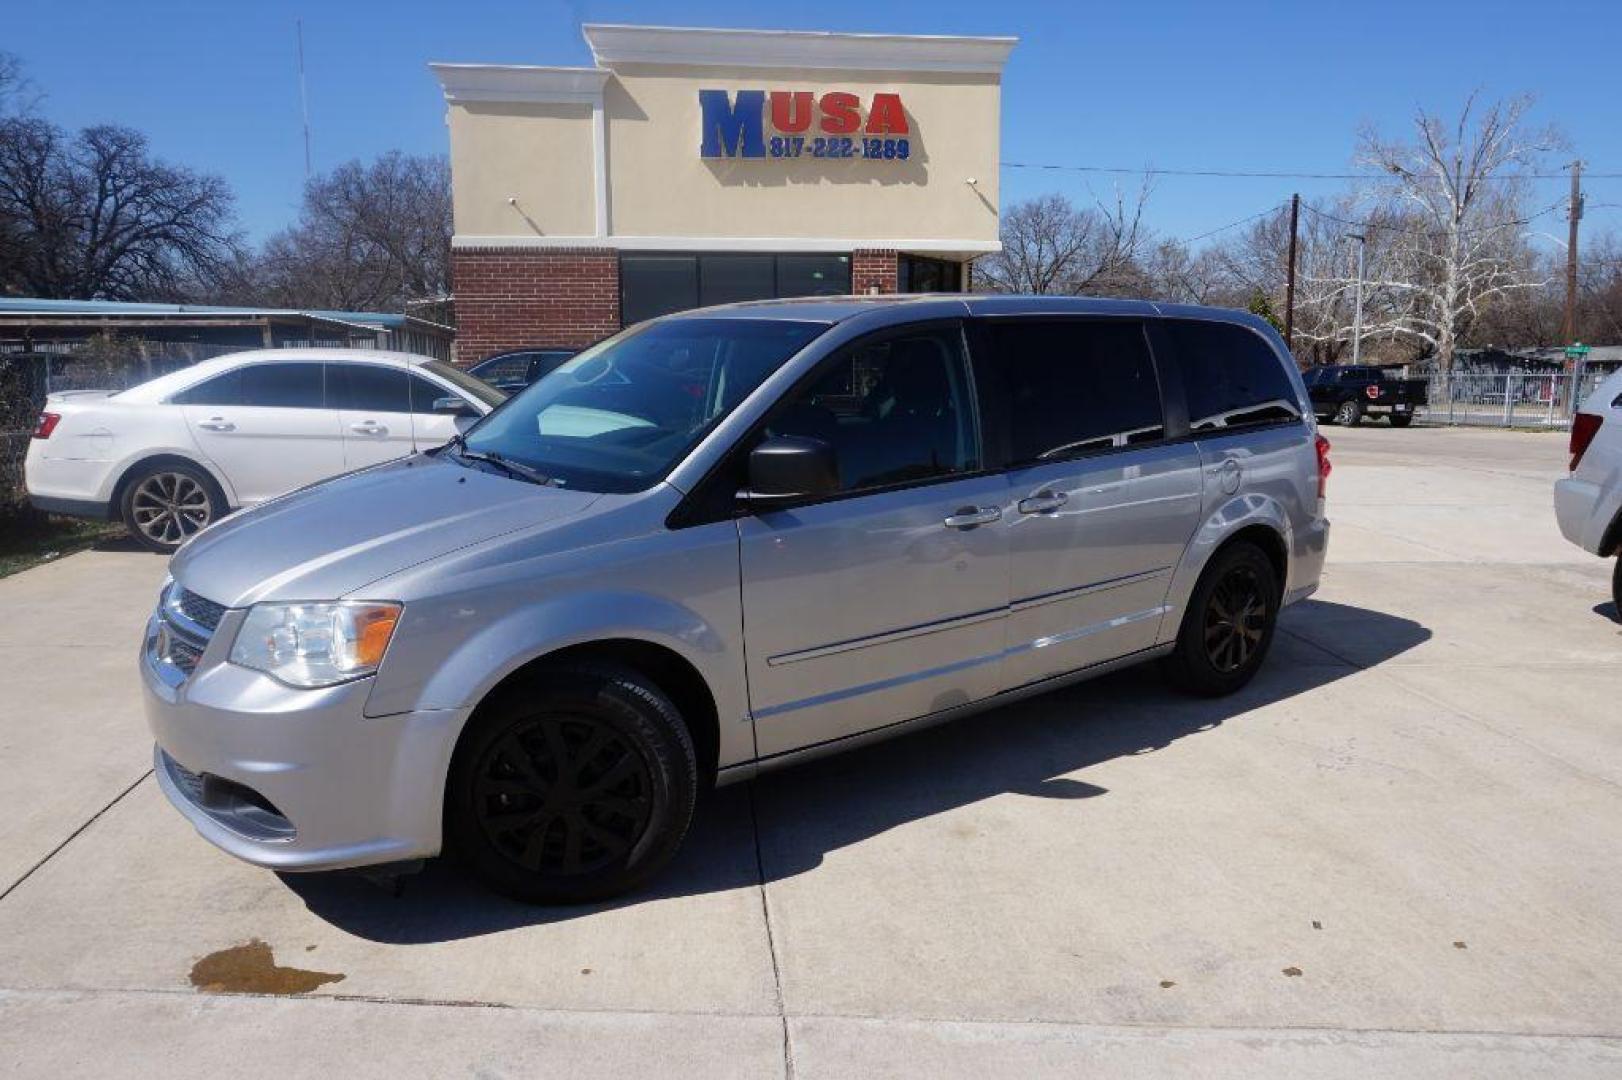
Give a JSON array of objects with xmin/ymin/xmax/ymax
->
[{"xmin": 1163, "ymin": 320, "xmax": 1301, "ymax": 431}]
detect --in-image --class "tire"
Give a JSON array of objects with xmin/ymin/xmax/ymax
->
[
  {"xmin": 1389, "ymin": 414, "xmax": 1413, "ymax": 428},
  {"xmin": 1164, "ymin": 541, "xmax": 1282, "ymax": 697},
  {"xmin": 1612, "ymin": 558, "xmax": 1622, "ymax": 620},
  {"xmin": 118, "ymin": 460, "xmax": 227, "ymax": 554},
  {"xmin": 446, "ymin": 663, "xmax": 698, "ymax": 904},
  {"xmin": 1334, "ymin": 399, "xmax": 1364, "ymax": 426}
]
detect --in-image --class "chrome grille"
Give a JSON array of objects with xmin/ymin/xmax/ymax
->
[
  {"xmin": 174, "ymin": 589, "xmax": 226, "ymax": 632},
  {"xmin": 149, "ymin": 581, "xmax": 217, "ymax": 685},
  {"xmin": 167, "ymin": 633, "xmax": 204, "ymax": 675}
]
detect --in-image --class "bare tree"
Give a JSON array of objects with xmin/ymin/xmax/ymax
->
[
  {"xmin": 228, "ymin": 152, "xmax": 451, "ymax": 311},
  {"xmin": 0, "ymin": 119, "xmax": 239, "ymax": 299},
  {"xmin": 1350, "ymin": 93, "xmax": 1561, "ymax": 370},
  {"xmin": 976, "ymin": 185, "xmax": 1152, "ymax": 296}
]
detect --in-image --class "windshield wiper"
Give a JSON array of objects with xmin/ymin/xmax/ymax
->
[{"xmin": 443, "ymin": 434, "xmax": 558, "ymax": 486}]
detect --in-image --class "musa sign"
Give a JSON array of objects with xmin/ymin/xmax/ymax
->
[{"xmin": 699, "ymin": 89, "xmax": 912, "ymax": 162}]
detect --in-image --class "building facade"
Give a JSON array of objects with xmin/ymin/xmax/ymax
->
[{"xmin": 433, "ymin": 24, "xmax": 1014, "ymax": 362}]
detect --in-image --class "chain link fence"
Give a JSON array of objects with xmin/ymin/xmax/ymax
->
[{"xmin": 1415, "ymin": 370, "xmax": 1614, "ymax": 429}]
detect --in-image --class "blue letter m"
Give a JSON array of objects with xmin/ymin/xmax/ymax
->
[{"xmin": 699, "ymin": 89, "xmax": 765, "ymax": 159}]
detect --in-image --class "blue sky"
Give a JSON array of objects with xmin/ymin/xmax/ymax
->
[{"xmin": 9, "ymin": 0, "xmax": 1621, "ymax": 248}]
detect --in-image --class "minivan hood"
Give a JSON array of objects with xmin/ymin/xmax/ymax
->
[{"xmin": 169, "ymin": 455, "xmax": 602, "ymax": 607}]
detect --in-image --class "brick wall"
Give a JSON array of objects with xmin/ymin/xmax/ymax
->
[
  {"xmin": 852, "ymin": 249, "xmax": 899, "ymax": 295},
  {"xmin": 450, "ymin": 247, "xmax": 620, "ymax": 365}
]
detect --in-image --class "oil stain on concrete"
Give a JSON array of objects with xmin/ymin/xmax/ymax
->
[{"xmin": 189, "ymin": 939, "xmax": 345, "ymax": 995}]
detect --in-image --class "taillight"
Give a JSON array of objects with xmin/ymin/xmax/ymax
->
[
  {"xmin": 1364, "ymin": 384, "xmax": 1381, "ymax": 400},
  {"xmin": 1569, "ymin": 412, "xmax": 1603, "ymax": 471},
  {"xmin": 32, "ymin": 412, "xmax": 61, "ymax": 439},
  {"xmin": 1315, "ymin": 434, "xmax": 1332, "ymax": 499}
]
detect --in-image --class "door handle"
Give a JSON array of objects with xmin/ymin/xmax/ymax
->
[
  {"xmin": 942, "ymin": 506, "xmax": 1002, "ymax": 530},
  {"xmin": 197, "ymin": 418, "xmax": 234, "ymax": 432},
  {"xmin": 349, "ymin": 421, "xmax": 386, "ymax": 435},
  {"xmin": 1017, "ymin": 490, "xmax": 1069, "ymax": 514}
]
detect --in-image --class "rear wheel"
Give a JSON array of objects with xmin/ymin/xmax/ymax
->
[
  {"xmin": 118, "ymin": 460, "xmax": 226, "ymax": 553},
  {"xmin": 446, "ymin": 663, "xmax": 697, "ymax": 903},
  {"xmin": 1164, "ymin": 541, "xmax": 1281, "ymax": 697},
  {"xmin": 1334, "ymin": 399, "xmax": 1364, "ymax": 426},
  {"xmin": 1389, "ymin": 413, "xmax": 1413, "ymax": 428},
  {"xmin": 1612, "ymin": 558, "xmax": 1621, "ymax": 620}
]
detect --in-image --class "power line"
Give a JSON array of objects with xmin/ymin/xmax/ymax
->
[
  {"xmin": 1299, "ymin": 199, "xmax": 1569, "ymax": 238},
  {"xmin": 1002, "ymin": 161, "xmax": 1622, "ymax": 182},
  {"xmin": 1183, "ymin": 202, "xmax": 1289, "ymax": 244}
]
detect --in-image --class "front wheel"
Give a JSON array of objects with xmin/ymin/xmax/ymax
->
[
  {"xmin": 446, "ymin": 663, "xmax": 698, "ymax": 903},
  {"xmin": 1612, "ymin": 558, "xmax": 1622, "ymax": 621},
  {"xmin": 1334, "ymin": 399, "xmax": 1364, "ymax": 426},
  {"xmin": 119, "ymin": 461, "xmax": 226, "ymax": 553},
  {"xmin": 1164, "ymin": 541, "xmax": 1281, "ymax": 697}
]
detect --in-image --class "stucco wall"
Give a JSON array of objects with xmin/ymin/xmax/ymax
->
[
  {"xmin": 442, "ymin": 63, "xmax": 1001, "ymax": 248},
  {"xmin": 447, "ymin": 101, "xmax": 597, "ymax": 238},
  {"xmin": 602, "ymin": 64, "xmax": 1001, "ymax": 245}
]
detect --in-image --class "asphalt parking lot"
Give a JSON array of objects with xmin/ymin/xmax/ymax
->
[{"xmin": 1, "ymin": 424, "xmax": 1619, "ymax": 1078}]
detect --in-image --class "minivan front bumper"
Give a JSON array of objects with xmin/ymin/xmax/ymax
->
[{"xmin": 142, "ymin": 614, "xmax": 468, "ymax": 872}]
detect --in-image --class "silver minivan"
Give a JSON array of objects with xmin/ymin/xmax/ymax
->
[{"xmin": 142, "ymin": 296, "xmax": 1331, "ymax": 902}]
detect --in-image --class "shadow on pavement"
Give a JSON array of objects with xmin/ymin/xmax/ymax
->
[
  {"xmin": 1594, "ymin": 600, "xmax": 1620, "ymax": 625},
  {"xmin": 286, "ymin": 598, "xmax": 1429, "ymax": 943},
  {"xmin": 92, "ymin": 533, "xmax": 151, "ymax": 554}
]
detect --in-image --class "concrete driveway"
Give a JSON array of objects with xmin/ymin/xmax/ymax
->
[{"xmin": 2, "ymin": 426, "xmax": 1619, "ymax": 1078}]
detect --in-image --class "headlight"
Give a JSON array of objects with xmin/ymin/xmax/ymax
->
[{"xmin": 229, "ymin": 601, "xmax": 401, "ymax": 688}]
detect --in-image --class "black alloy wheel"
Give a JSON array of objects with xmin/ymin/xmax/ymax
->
[
  {"xmin": 447, "ymin": 663, "xmax": 697, "ymax": 903},
  {"xmin": 471, "ymin": 715, "xmax": 654, "ymax": 878},
  {"xmin": 1203, "ymin": 563, "xmax": 1268, "ymax": 674},
  {"xmin": 1165, "ymin": 540, "xmax": 1280, "ymax": 697}
]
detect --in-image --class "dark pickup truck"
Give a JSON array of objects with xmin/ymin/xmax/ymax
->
[{"xmin": 1303, "ymin": 365, "xmax": 1429, "ymax": 427}]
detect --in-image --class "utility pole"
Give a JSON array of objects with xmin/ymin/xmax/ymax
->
[
  {"xmin": 297, "ymin": 19, "xmax": 313, "ymax": 179},
  {"xmin": 1345, "ymin": 232, "xmax": 1367, "ymax": 365},
  {"xmin": 1283, "ymin": 193, "xmax": 1300, "ymax": 353},
  {"xmin": 1562, "ymin": 160, "xmax": 1583, "ymax": 349}
]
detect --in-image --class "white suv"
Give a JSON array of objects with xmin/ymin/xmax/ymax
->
[
  {"xmin": 25, "ymin": 349, "xmax": 503, "ymax": 551},
  {"xmin": 1555, "ymin": 367, "xmax": 1622, "ymax": 612}
]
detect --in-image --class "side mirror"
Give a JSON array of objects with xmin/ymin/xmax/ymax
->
[
  {"xmin": 433, "ymin": 395, "xmax": 478, "ymax": 418},
  {"xmin": 739, "ymin": 435, "xmax": 838, "ymax": 508}
]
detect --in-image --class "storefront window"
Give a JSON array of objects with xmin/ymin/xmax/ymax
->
[
  {"xmin": 621, "ymin": 253, "xmax": 855, "ymax": 325},
  {"xmin": 776, "ymin": 254, "xmax": 851, "ymax": 298},
  {"xmin": 899, "ymin": 255, "xmax": 963, "ymax": 293},
  {"xmin": 621, "ymin": 255, "xmax": 701, "ymax": 325},
  {"xmin": 700, "ymin": 254, "xmax": 777, "ymax": 306}
]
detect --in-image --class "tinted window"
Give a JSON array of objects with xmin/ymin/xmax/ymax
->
[
  {"xmin": 409, "ymin": 374, "xmax": 462, "ymax": 414},
  {"xmin": 461, "ymin": 318, "xmax": 826, "ymax": 493},
  {"xmin": 776, "ymin": 254, "xmax": 851, "ymax": 298},
  {"xmin": 701, "ymin": 255, "xmax": 775, "ymax": 306},
  {"xmin": 471, "ymin": 354, "xmax": 532, "ymax": 385},
  {"xmin": 329, "ymin": 364, "xmax": 410, "ymax": 412},
  {"xmin": 988, "ymin": 320, "xmax": 1163, "ymax": 461},
  {"xmin": 172, "ymin": 368, "xmax": 242, "ymax": 406},
  {"xmin": 1164, "ymin": 320, "xmax": 1300, "ymax": 431},
  {"xmin": 421, "ymin": 358, "xmax": 506, "ymax": 409},
  {"xmin": 240, "ymin": 363, "xmax": 325, "ymax": 409},
  {"xmin": 769, "ymin": 326, "xmax": 979, "ymax": 492},
  {"xmin": 622, "ymin": 255, "xmax": 700, "ymax": 324},
  {"xmin": 620, "ymin": 254, "xmax": 854, "ymax": 324}
]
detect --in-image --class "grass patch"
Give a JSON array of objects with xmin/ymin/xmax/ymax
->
[{"xmin": 0, "ymin": 515, "xmax": 125, "ymax": 579}]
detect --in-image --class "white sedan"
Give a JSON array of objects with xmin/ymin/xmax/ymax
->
[{"xmin": 25, "ymin": 348, "xmax": 504, "ymax": 552}]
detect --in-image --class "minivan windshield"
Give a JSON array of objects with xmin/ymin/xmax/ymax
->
[{"xmin": 456, "ymin": 318, "xmax": 828, "ymax": 492}]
